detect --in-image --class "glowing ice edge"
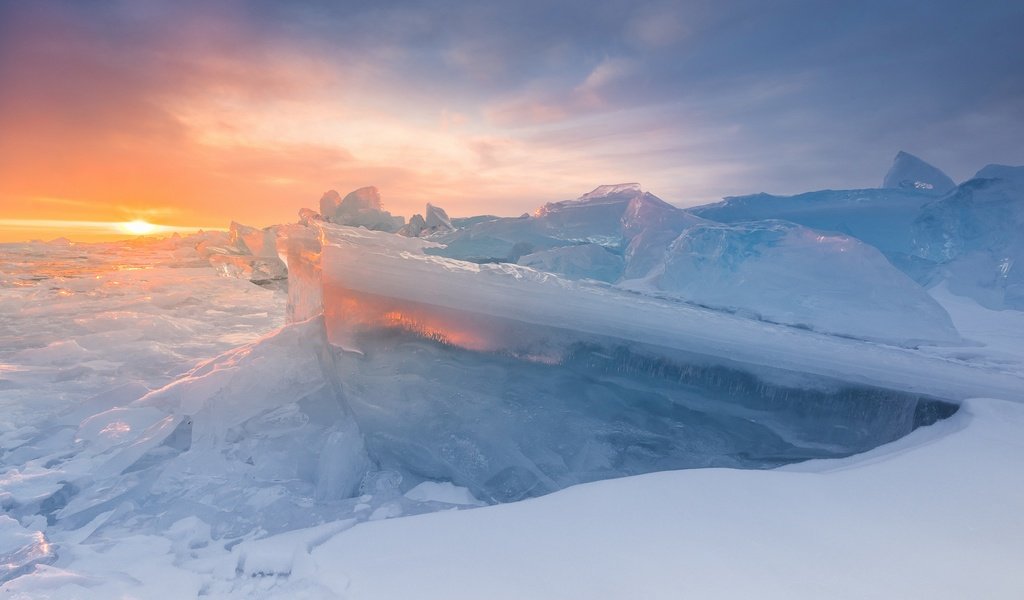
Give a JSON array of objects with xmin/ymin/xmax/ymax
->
[{"xmin": 306, "ymin": 222, "xmax": 1024, "ymax": 402}]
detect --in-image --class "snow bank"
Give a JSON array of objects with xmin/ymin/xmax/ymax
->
[{"xmin": 300, "ymin": 397, "xmax": 1024, "ymax": 600}]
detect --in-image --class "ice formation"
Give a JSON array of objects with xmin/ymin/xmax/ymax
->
[
  {"xmin": 318, "ymin": 187, "xmax": 405, "ymax": 232},
  {"xmin": 883, "ymin": 150, "xmax": 957, "ymax": 194},
  {"xmin": 301, "ymin": 223, "xmax": 1018, "ymax": 399},
  {"xmin": 26, "ymin": 219, "xmax": 962, "ymax": 531},
  {"xmin": 424, "ymin": 203, "xmax": 454, "ymax": 232},
  {"xmin": 228, "ymin": 221, "xmax": 279, "ymax": 259},
  {"xmin": 626, "ymin": 220, "xmax": 960, "ymax": 345},
  {"xmin": 2, "ymin": 158, "xmax": 1024, "ymax": 597},
  {"xmin": 690, "ymin": 160, "xmax": 1022, "ymax": 309},
  {"xmin": 689, "ymin": 188, "xmax": 934, "ymax": 259},
  {"xmin": 422, "ymin": 182, "xmax": 957, "ymax": 343},
  {"xmin": 399, "ymin": 203, "xmax": 456, "ymax": 237},
  {"xmin": 430, "ymin": 184, "xmax": 697, "ymax": 263},
  {"xmin": 0, "ymin": 516, "xmax": 53, "ymax": 582},
  {"xmin": 517, "ymin": 244, "xmax": 624, "ymax": 282},
  {"xmin": 913, "ymin": 165, "xmax": 1024, "ymax": 309}
]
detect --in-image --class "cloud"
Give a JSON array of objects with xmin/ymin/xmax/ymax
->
[
  {"xmin": 625, "ymin": 3, "xmax": 691, "ymax": 48},
  {"xmin": 1, "ymin": 0, "xmax": 1023, "ymax": 239}
]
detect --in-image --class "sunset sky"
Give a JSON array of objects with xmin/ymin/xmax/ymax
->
[{"xmin": 1, "ymin": 0, "xmax": 1022, "ymax": 241}]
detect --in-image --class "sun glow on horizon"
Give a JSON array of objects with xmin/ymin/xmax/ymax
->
[
  {"xmin": 0, "ymin": 218, "xmax": 223, "ymax": 243},
  {"xmin": 119, "ymin": 219, "xmax": 158, "ymax": 236}
]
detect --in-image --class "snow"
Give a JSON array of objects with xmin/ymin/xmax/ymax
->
[
  {"xmin": 301, "ymin": 397, "xmax": 1024, "ymax": 600},
  {"xmin": 883, "ymin": 150, "xmax": 956, "ymax": 194},
  {"xmin": 404, "ymin": 481, "xmax": 483, "ymax": 506},
  {"xmin": 5, "ymin": 391, "xmax": 1021, "ymax": 598}
]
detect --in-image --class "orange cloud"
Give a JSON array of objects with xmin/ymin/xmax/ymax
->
[{"xmin": 0, "ymin": 2, "xmax": 714, "ymax": 242}]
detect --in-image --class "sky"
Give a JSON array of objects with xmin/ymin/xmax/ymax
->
[{"xmin": 1, "ymin": 0, "xmax": 1022, "ymax": 241}]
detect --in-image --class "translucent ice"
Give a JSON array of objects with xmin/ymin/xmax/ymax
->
[
  {"xmin": 517, "ymin": 244, "xmax": 624, "ymax": 282},
  {"xmin": 431, "ymin": 184, "xmax": 695, "ymax": 263},
  {"xmin": 883, "ymin": 150, "xmax": 956, "ymax": 194},
  {"xmin": 629, "ymin": 220, "xmax": 961, "ymax": 345},
  {"xmin": 913, "ymin": 166, "xmax": 1024, "ymax": 309},
  {"xmin": 0, "ymin": 516, "xmax": 54, "ymax": 583},
  {"xmin": 319, "ymin": 187, "xmax": 405, "ymax": 232}
]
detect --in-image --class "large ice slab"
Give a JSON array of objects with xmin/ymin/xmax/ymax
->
[
  {"xmin": 430, "ymin": 184, "xmax": 698, "ymax": 263},
  {"xmin": 306, "ymin": 223, "xmax": 1019, "ymax": 400},
  {"xmin": 626, "ymin": 220, "xmax": 960, "ymax": 345},
  {"xmin": 689, "ymin": 188, "xmax": 935, "ymax": 258},
  {"xmin": 913, "ymin": 166, "xmax": 1024, "ymax": 310},
  {"xmin": 517, "ymin": 244, "xmax": 624, "ymax": 282}
]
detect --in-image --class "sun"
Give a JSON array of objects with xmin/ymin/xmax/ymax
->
[{"xmin": 119, "ymin": 219, "xmax": 158, "ymax": 236}]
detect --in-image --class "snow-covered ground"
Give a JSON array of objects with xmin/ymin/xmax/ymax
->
[{"xmin": 2, "ymin": 229, "xmax": 1022, "ymax": 598}]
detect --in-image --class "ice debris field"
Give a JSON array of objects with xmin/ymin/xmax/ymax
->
[{"xmin": 2, "ymin": 153, "xmax": 1024, "ymax": 599}]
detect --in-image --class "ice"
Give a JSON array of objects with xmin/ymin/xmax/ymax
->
[
  {"xmin": 297, "ymin": 207, "xmax": 322, "ymax": 225},
  {"xmin": 398, "ymin": 203, "xmax": 455, "ymax": 237},
  {"xmin": 689, "ymin": 159, "xmax": 1024, "ymax": 310},
  {"xmin": 0, "ymin": 515, "xmax": 54, "ymax": 582},
  {"xmin": 883, "ymin": 150, "xmax": 956, "ymax": 194},
  {"xmin": 228, "ymin": 222, "xmax": 279, "ymax": 259},
  {"xmin": 517, "ymin": 244, "xmax": 624, "ymax": 282},
  {"xmin": 426, "ymin": 184, "xmax": 951, "ymax": 340},
  {"xmin": 424, "ymin": 203, "xmax": 454, "ymax": 232},
  {"xmin": 300, "ymin": 223, "xmax": 1020, "ymax": 400},
  {"xmin": 19, "ymin": 317, "xmax": 375, "ymax": 538},
  {"xmin": 431, "ymin": 184, "xmax": 694, "ymax": 263},
  {"xmin": 1, "ymin": 221, "xmax": 975, "ymax": 543},
  {"xmin": 207, "ymin": 254, "xmax": 287, "ymax": 285},
  {"xmin": 398, "ymin": 213, "xmax": 427, "ymax": 237},
  {"xmin": 2, "ymin": 218, "xmax": 1023, "ymax": 598},
  {"xmin": 689, "ymin": 188, "xmax": 940, "ymax": 282},
  {"xmin": 281, "ymin": 224, "xmax": 324, "ymax": 323},
  {"xmin": 690, "ymin": 188, "xmax": 934, "ymax": 257},
  {"xmin": 318, "ymin": 187, "xmax": 405, "ymax": 232},
  {"xmin": 913, "ymin": 166, "xmax": 1024, "ymax": 309},
  {"xmin": 627, "ymin": 220, "xmax": 961, "ymax": 345},
  {"xmin": 974, "ymin": 163, "xmax": 1024, "ymax": 182}
]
